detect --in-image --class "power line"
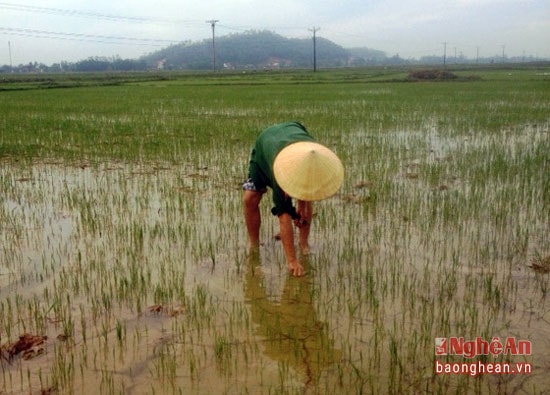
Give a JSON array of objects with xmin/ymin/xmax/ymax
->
[
  {"xmin": 0, "ymin": 27, "xmax": 179, "ymax": 46},
  {"xmin": 0, "ymin": 2, "xmax": 201, "ymax": 26}
]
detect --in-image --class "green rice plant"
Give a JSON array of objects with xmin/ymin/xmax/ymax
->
[{"xmin": 0, "ymin": 66, "xmax": 548, "ymax": 394}]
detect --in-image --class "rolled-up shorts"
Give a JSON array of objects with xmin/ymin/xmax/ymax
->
[
  {"xmin": 243, "ymin": 158, "xmax": 268, "ymax": 193},
  {"xmin": 242, "ymin": 177, "xmax": 267, "ymax": 193}
]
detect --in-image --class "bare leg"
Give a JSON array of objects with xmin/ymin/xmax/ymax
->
[
  {"xmin": 243, "ymin": 190, "xmax": 263, "ymax": 250},
  {"xmin": 296, "ymin": 200, "xmax": 312, "ymax": 255}
]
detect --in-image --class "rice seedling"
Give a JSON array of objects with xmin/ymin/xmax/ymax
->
[{"xmin": 0, "ymin": 66, "xmax": 548, "ymax": 393}]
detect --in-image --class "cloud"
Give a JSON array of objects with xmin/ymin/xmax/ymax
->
[{"xmin": 1, "ymin": 0, "xmax": 548, "ymax": 64}]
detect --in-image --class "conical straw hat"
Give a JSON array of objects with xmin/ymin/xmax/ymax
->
[{"xmin": 273, "ymin": 142, "xmax": 344, "ymax": 201}]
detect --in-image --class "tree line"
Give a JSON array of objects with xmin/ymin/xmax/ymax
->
[{"xmin": 1, "ymin": 30, "xmax": 544, "ymax": 73}]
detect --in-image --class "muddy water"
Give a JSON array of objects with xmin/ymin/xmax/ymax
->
[
  {"xmin": 1, "ymin": 126, "xmax": 549, "ymax": 395},
  {"xmin": 0, "ymin": 163, "xmax": 343, "ymax": 394}
]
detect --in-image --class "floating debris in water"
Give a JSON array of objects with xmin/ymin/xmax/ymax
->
[
  {"xmin": 529, "ymin": 255, "xmax": 550, "ymax": 273},
  {"xmin": 1, "ymin": 334, "xmax": 47, "ymax": 362},
  {"xmin": 148, "ymin": 304, "xmax": 186, "ymax": 317}
]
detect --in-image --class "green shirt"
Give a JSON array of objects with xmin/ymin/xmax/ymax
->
[{"xmin": 248, "ymin": 122, "xmax": 315, "ymax": 216}]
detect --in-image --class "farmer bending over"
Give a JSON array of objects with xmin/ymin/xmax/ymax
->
[{"xmin": 242, "ymin": 122, "xmax": 344, "ymax": 277}]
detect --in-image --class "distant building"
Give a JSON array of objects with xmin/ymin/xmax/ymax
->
[{"xmin": 156, "ymin": 59, "xmax": 167, "ymax": 70}]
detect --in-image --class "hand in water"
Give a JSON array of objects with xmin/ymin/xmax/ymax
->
[{"xmin": 288, "ymin": 259, "xmax": 305, "ymax": 277}]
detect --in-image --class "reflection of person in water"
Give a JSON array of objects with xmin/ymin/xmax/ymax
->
[{"xmin": 244, "ymin": 251, "xmax": 341, "ymax": 388}]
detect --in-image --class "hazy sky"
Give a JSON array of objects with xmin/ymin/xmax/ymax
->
[{"xmin": 1, "ymin": 0, "xmax": 548, "ymax": 65}]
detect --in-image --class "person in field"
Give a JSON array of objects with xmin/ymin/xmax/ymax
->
[{"xmin": 242, "ymin": 121, "xmax": 344, "ymax": 277}]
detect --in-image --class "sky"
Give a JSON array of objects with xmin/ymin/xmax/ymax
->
[{"xmin": 0, "ymin": 0, "xmax": 548, "ymax": 65}]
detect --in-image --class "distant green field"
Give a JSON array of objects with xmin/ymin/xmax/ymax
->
[
  {"xmin": 1, "ymin": 66, "xmax": 549, "ymax": 394},
  {"xmin": 1, "ymin": 66, "xmax": 548, "ymax": 162}
]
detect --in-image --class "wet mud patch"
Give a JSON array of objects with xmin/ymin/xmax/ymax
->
[
  {"xmin": 529, "ymin": 254, "xmax": 550, "ymax": 273},
  {"xmin": 1, "ymin": 334, "xmax": 48, "ymax": 362}
]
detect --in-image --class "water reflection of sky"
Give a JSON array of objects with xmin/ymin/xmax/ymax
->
[{"xmin": 1, "ymin": 197, "xmax": 73, "ymax": 292}]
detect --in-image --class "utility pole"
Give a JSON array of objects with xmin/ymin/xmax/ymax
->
[
  {"xmin": 476, "ymin": 46, "xmax": 480, "ymax": 64},
  {"xmin": 501, "ymin": 44, "xmax": 506, "ymax": 63},
  {"xmin": 442, "ymin": 42, "xmax": 447, "ymax": 66},
  {"xmin": 8, "ymin": 41, "xmax": 13, "ymax": 71},
  {"xmin": 309, "ymin": 26, "xmax": 320, "ymax": 72},
  {"xmin": 206, "ymin": 19, "xmax": 219, "ymax": 72}
]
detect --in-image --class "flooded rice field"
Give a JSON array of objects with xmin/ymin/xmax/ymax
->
[{"xmin": 1, "ymin": 73, "xmax": 549, "ymax": 394}]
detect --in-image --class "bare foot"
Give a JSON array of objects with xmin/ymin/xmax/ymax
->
[{"xmin": 247, "ymin": 241, "xmax": 260, "ymax": 255}]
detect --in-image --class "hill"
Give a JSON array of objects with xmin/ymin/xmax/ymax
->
[
  {"xmin": 141, "ymin": 30, "xmax": 381, "ymax": 71},
  {"xmin": 0, "ymin": 30, "xmax": 393, "ymax": 73}
]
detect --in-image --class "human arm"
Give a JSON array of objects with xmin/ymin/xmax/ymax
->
[{"xmin": 278, "ymin": 213, "xmax": 305, "ymax": 277}]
